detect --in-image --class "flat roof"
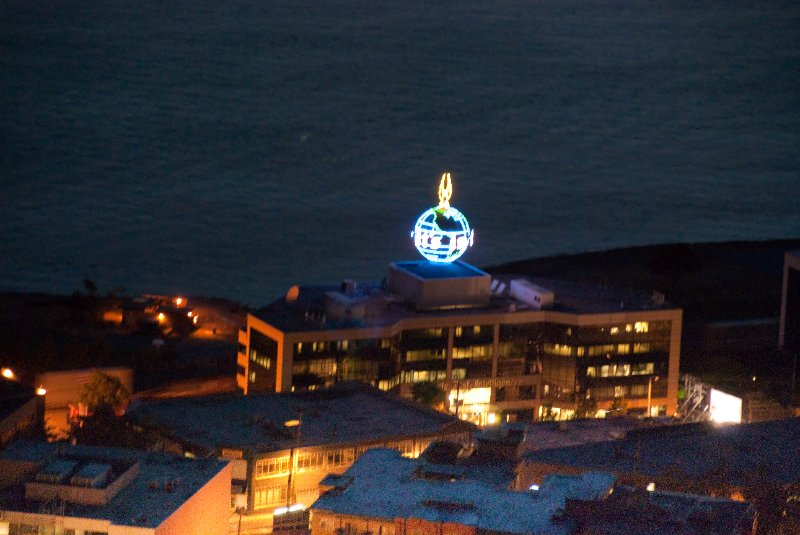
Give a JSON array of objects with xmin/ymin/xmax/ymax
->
[
  {"xmin": 127, "ymin": 383, "xmax": 473, "ymax": 454},
  {"xmin": 252, "ymin": 272, "xmax": 679, "ymax": 334},
  {"xmin": 0, "ymin": 440, "xmax": 228, "ymax": 529},
  {"xmin": 522, "ymin": 418, "xmax": 800, "ymax": 486},
  {"xmin": 392, "ymin": 261, "xmax": 488, "ymax": 280},
  {"xmin": 312, "ymin": 448, "xmax": 615, "ymax": 534}
]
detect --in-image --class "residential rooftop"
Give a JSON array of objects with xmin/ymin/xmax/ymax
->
[
  {"xmin": 253, "ymin": 271, "xmax": 678, "ymax": 333},
  {"xmin": 0, "ymin": 440, "xmax": 228, "ymax": 529},
  {"xmin": 522, "ymin": 417, "xmax": 800, "ymax": 486},
  {"xmin": 313, "ymin": 448, "xmax": 616, "ymax": 534},
  {"xmin": 127, "ymin": 383, "xmax": 473, "ymax": 454}
]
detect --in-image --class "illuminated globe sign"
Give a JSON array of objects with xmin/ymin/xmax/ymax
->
[{"xmin": 411, "ymin": 172, "xmax": 474, "ymax": 263}]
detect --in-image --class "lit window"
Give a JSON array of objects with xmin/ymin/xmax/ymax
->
[
  {"xmin": 610, "ymin": 327, "xmax": 619, "ymax": 335},
  {"xmin": 587, "ymin": 366, "xmax": 596, "ymax": 377},
  {"xmin": 634, "ymin": 322, "xmax": 649, "ymax": 333}
]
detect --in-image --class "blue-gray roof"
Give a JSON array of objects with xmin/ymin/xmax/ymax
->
[
  {"xmin": 312, "ymin": 448, "xmax": 615, "ymax": 534},
  {"xmin": 128, "ymin": 384, "xmax": 472, "ymax": 454},
  {"xmin": 523, "ymin": 418, "xmax": 800, "ymax": 486}
]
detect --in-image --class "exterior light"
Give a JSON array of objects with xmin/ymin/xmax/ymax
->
[
  {"xmin": 174, "ymin": 297, "xmax": 184, "ymax": 306},
  {"xmin": 36, "ymin": 386, "xmax": 46, "ymax": 396},
  {"xmin": 411, "ymin": 172, "xmax": 474, "ymax": 263},
  {"xmin": 646, "ymin": 482, "xmax": 656, "ymax": 492},
  {"xmin": 529, "ymin": 484, "xmax": 540, "ymax": 491},
  {"xmin": 752, "ymin": 376, "xmax": 757, "ymax": 382},
  {"xmin": 157, "ymin": 312, "xmax": 166, "ymax": 322},
  {"xmin": 187, "ymin": 311, "xmax": 193, "ymax": 317},
  {"xmin": 192, "ymin": 316, "xmax": 198, "ymax": 324},
  {"xmin": 284, "ymin": 419, "xmax": 300, "ymax": 428},
  {"xmin": 1, "ymin": 368, "xmax": 13, "ymax": 379},
  {"xmin": 486, "ymin": 412, "xmax": 498, "ymax": 425}
]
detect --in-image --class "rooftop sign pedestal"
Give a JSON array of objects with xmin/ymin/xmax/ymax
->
[
  {"xmin": 411, "ymin": 172, "xmax": 474, "ymax": 263},
  {"xmin": 391, "ymin": 172, "xmax": 489, "ymax": 309}
]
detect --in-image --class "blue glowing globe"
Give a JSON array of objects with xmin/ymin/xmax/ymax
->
[{"xmin": 411, "ymin": 206, "xmax": 474, "ymax": 263}]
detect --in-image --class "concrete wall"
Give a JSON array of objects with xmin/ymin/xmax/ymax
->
[{"xmin": 155, "ymin": 460, "xmax": 232, "ymax": 535}]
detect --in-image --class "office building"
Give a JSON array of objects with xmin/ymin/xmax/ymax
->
[{"xmin": 238, "ymin": 174, "xmax": 682, "ymax": 422}]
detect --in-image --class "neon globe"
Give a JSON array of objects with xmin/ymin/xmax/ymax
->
[{"xmin": 410, "ymin": 172, "xmax": 475, "ymax": 263}]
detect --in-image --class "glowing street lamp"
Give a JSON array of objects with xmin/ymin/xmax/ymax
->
[
  {"xmin": 1, "ymin": 368, "xmax": 13, "ymax": 379},
  {"xmin": 647, "ymin": 376, "xmax": 660, "ymax": 417},
  {"xmin": 36, "ymin": 386, "xmax": 47, "ymax": 396}
]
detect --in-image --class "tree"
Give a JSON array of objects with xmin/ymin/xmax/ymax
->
[
  {"xmin": 412, "ymin": 382, "xmax": 446, "ymax": 410},
  {"xmin": 70, "ymin": 372, "xmax": 135, "ymax": 447},
  {"xmin": 78, "ymin": 371, "xmax": 130, "ymax": 416}
]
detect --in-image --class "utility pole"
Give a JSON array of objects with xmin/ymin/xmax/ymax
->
[{"xmin": 284, "ymin": 417, "xmax": 301, "ymax": 509}]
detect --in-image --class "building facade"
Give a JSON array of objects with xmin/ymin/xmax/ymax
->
[
  {"xmin": 238, "ymin": 262, "xmax": 681, "ymax": 423},
  {"xmin": 127, "ymin": 384, "xmax": 473, "ymax": 534}
]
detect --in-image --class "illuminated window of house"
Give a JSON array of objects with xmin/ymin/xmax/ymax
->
[
  {"xmin": 587, "ymin": 366, "xmax": 597, "ymax": 377},
  {"xmin": 254, "ymin": 456, "xmax": 290, "ymax": 478},
  {"xmin": 635, "ymin": 321, "xmax": 649, "ymax": 333},
  {"xmin": 610, "ymin": 327, "xmax": 619, "ymax": 335}
]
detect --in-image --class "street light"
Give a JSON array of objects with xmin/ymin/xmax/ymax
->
[
  {"xmin": 284, "ymin": 418, "xmax": 301, "ymax": 510},
  {"xmin": 647, "ymin": 376, "xmax": 660, "ymax": 417},
  {"xmin": 2, "ymin": 368, "xmax": 14, "ymax": 379}
]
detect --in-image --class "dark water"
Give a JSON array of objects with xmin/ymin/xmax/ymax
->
[{"xmin": 2, "ymin": 0, "xmax": 799, "ymax": 305}]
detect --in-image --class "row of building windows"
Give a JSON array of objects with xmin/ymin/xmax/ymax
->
[
  {"xmin": 254, "ymin": 448, "xmax": 358, "ymax": 479},
  {"xmin": 317, "ymin": 516, "xmax": 396, "ymax": 535},
  {"xmin": 253, "ymin": 484, "xmax": 288, "ymax": 508},
  {"xmin": 255, "ymin": 438, "xmax": 433, "ymax": 481},
  {"xmin": 452, "ymin": 343, "xmax": 492, "ymax": 359},
  {"xmin": 588, "ymin": 384, "xmax": 656, "ymax": 399},
  {"xmin": 399, "ymin": 341, "xmax": 666, "ymax": 362},
  {"xmin": 295, "ymin": 338, "xmax": 393, "ymax": 355},
  {"xmin": 293, "ymin": 358, "xmax": 337, "ymax": 377},
  {"xmin": 586, "ymin": 362, "xmax": 655, "ymax": 377},
  {"xmin": 5, "ymin": 527, "xmax": 100, "ymax": 535}
]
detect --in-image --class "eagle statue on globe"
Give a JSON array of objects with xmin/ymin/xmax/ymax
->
[{"xmin": 411, "ymin": 172, "xmax": 474, "ymax": 263}]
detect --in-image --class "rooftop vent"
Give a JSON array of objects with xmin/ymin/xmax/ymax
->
[
  {"xmin": 35, "ymin": 460, "xmax": 78, "ymax": 484},
  {"xmin": 509, "ymin": 279, "xmax": 554, "ymax": 310},
  {"xmin": 69, "ymin": 462, "xmax": 111, "ymax": 488}
]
